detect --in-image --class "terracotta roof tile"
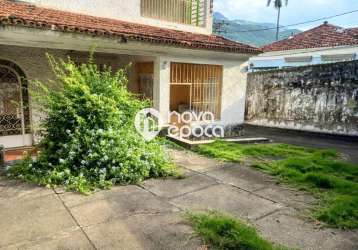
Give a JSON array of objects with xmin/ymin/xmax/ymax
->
[
  {"xmin": 346, "ymin": 28, "xmax": 358, "ymax": 39},
  {"xmin": 0, "ymin": 0, "xmax": 260, "ymax": 54},
  {"xmin": 262, "ymin": 23, "xmax": 358, "ymax": 52}
]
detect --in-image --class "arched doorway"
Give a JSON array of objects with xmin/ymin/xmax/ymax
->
[{"xmin": 0, "ymin": 60, "xmax": 32, "ymax": 148}]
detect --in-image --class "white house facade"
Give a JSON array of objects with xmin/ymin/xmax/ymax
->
[
  {"xmin": 249, "ymin": 23, "xmax": 358, "ymax": 72},
  {"xmin": 0, "ymin": 0, "xmax": 260, "ymax": 149}
]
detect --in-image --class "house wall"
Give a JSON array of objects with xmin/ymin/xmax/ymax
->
[
  {"xmin": 22, "ymin": 0, "xmax": 213, "ymax": 35},
  {"xmin": 0, "ymin": 45, "xmax": 143, "ymax": 144},
  {"xmin": 156, "ymin": 55, "xmax": 248, "ymax": 130},
  {"xmin": 246, "ymin": 60, "xmax": 358, "ymax": 136},
  {"xmin": 0, "ymin": 45, "xmax": 249, "ymax": 145},
  {"xmin": 249, "ymin": 46, "xmax": 358, "ymax": 71}
]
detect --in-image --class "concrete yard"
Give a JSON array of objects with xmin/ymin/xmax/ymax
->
[{"xmin": 0, "ymin": 149, "xmax": 357, "ymax": 250}]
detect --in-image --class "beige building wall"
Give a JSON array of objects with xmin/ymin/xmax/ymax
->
[
  {"xmin": 0, "ymin": 45, "xmax": 144, "ymax": 144},
  {"xmin": 22, "ymin": 0, "xmax": 213, "ymax": 35},
  {"xmin": 1, "ymin": 45, "xmax": 248, "ymax": 134}
]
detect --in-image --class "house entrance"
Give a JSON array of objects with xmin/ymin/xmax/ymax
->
[
  {"xmin": 0, "ymin": 60, "xmax": 32, "ymax": 148},
  {"xmin": 169, "ymin": 62, "xmax": 222, "ymax": 125}
]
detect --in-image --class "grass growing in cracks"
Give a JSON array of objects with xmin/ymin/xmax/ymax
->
[
  {"xmin": 196, "ymin": 141, "xmax": 358, "ymax": 229},
  {"xmin": 187, "ymin": 211, "xmax": 291, "ymax": 250}
]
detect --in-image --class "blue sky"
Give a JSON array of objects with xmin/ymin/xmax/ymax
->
[{"xmin": 214, "ymin": 0, "xmax": 358, "ymax": 30}]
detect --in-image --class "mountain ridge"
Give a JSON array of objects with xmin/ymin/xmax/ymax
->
[{"xmin": 213, "ymin": 12, "xmax": 301, "ymax": 47}]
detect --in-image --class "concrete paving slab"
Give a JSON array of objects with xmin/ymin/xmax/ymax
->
[
  {"xmin": 255, "ymin": 185, "xmax": 317, "ymax": 211},
  {"xmin": 0, "ymin": 175, "xmax": 7, "ymax": 185},
  {"xmin": 169, "ymin": 149, "xmax": 222, "ymax": 172},
  {"xmin": 66, "ymin": 185, "xmax": 179, "ymax": 227},
  {"xmin": 170, "ymin": 184, "xmax": 283, "ymax": 220},
  {"xmin": 83, "ymin": 213, "xmax": 202, "ymax": 250},
  {"xmin": 255, "ymin": 209, "xmax": 358, "ymax": 250},
  {"xmin": 0, "ymin": 179, "xmax": 53, "ymax": 203},
  {"xmin": 0, "ymin": 194, "xmax": 78, "ymax": 248},
  {"xmin": 141, "ymin": 173, "xmax": 217, "ymax": 198},
  {"xmin": 59, "ymin": 185, "xmax": 126, "ymax": 208},
  {"xmin": 1, "ymin": 148, "xmax": 356, "ymax": 250},
  {"xmin": 175, "ymin": 166, "xmax": 197, "ymax": 177},
  {"xmin": 205, "ymin": 163, "xmax": 274, "ymax": 192},
  {"xmin": 2, "ymin": 228, "xmax": 94, "ymax": 250}
]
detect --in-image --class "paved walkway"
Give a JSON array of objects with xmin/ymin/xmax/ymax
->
[{"xmin": 0, "ymin": 149, "xmax": 357, "ymax": 250}]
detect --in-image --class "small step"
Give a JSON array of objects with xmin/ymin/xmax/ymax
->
[
  {"xmin": 166, "ymin": 136, "xmax": 270, "ymax": 149},
  {"xmin": 224, "ymin": 137, "xmax": 270, "ymax": 144}
]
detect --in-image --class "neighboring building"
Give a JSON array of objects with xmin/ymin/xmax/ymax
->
[
  {"xmin": 0, "ymin": 0, "xmax": 260, "ymax": 148},
  {"xmin": 249, "ymin": 22, "xmax": 358, "ymax": 71}
]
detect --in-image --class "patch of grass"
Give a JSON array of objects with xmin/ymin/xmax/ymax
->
[
  {"xmin": 158, "ymin": 137, "xmax": 186, "ymax": 151},
  {"xmin": 195, "ymin": 141, "xmax": 358, "ymax": 229},
  {"xmin": 196, "ymin": 141, "xmax": 319, "ymax": 162},
  {"xmin": 187, "ymin": 211, "xmax": 291, "ymax": 250}
]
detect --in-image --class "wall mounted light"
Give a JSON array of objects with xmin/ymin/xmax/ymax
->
[{"xmin": 161, "ymin": 61, "xmax": 168, "ymax": 70}]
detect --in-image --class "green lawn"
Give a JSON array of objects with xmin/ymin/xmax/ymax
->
[
  {"xmin": 195, "ymin": 141, "xmax": 358, "ymax": 229},
  {"xmin": 187, "ymin": 211, "xmax": 291, "ymax": 250}
]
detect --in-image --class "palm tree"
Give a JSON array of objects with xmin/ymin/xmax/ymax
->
[{"xmin": 267, "ymin": 0, "xmax": 288, "ymax": 41}]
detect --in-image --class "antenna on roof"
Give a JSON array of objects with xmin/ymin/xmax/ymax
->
[{"xmin": 214, "ymin": 20, "xmax": 229, "ymax": 35}]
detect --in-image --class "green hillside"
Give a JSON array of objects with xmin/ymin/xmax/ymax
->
[{"xmin": 213, "ymin": 12, "xmax": 301, "ymax": 47}]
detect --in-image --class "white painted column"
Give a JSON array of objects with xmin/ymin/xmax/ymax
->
[
  {"xmin": 220, "ymin": 61, "xmax": 248, "ymax": 125},
  {"xmin": 153, "ymin": 56, "xmax": 170, "ymax": 123}
]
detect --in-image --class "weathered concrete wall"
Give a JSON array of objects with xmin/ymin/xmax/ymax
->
[{"xmin": 245, "ymin": 60, "xmax": 358, "ymax": 136}]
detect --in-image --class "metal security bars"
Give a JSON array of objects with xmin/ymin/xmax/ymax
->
[
  {"xmin": 0, "ymin": 64, "xmax": 30, "ymax": 137},
  {"xmin": 141, "ymin": 0, "xmax": 207, "ymax": 27},
  {"xmin": 170, "ymin": 62, "xmax": 222, "ymax": 119}
]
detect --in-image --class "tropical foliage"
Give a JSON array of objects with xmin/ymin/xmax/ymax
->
[
  {"xmin": 267, "ymin": 0, "xmax": 289, "ymax": 40},
  {"xmin": 8, "ymin": 53, "xmax": 175, "ymax": 193}
]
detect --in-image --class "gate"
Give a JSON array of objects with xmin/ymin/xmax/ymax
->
[{"xmin": 0, "ymin": 60, "xmax": 31, "ymax": 148}]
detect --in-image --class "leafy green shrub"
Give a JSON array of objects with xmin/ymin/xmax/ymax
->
[{"xmin": 8, "ymin": 53, "xmax": 175, "ymax": 193}]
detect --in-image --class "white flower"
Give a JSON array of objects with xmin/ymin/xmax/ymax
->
[{"xmin": 59, "ymin": 159, "xmax": 65, "ymax": 164}]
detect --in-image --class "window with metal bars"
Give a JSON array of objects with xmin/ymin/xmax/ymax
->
[
  {"xmin": 0, "ymin": 61, "xmax": 30, "ymax": 136},
  {"xmin": 170, "ymin": 62, "xmax": 222, "ymax": 120},
  {"xmin": 141, "ymin": 0, "xmax": 207, "ymax": 27}
]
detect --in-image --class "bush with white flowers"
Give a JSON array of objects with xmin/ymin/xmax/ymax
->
[{"xmin": 8, "ymin": 53, "xmax": 175, "ymax": 193}]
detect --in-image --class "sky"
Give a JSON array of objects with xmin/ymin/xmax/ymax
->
[{"xmin": 214, "ymin": 0, "xmax": 358, "ymax": 30}]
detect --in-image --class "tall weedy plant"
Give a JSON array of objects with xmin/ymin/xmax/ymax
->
[{"xmin": 8, "ymin": 53, "xmax": 175, "ymax": 193}]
